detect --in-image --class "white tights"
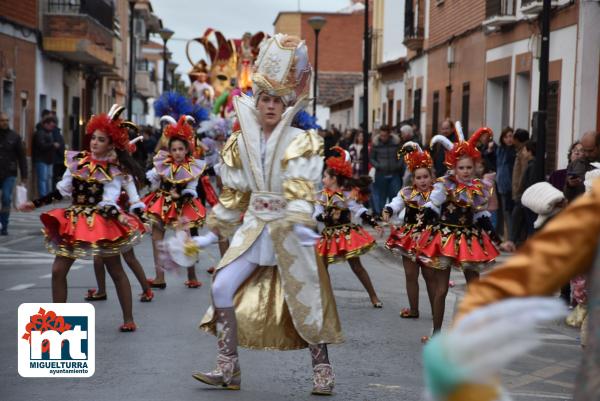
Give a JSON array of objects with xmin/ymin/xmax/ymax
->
[{"xmin": 212, "ymin": 251, "xmax": 259, "ymax": 308}]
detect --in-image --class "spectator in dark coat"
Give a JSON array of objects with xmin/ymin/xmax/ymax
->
[
  {"xmin": 548, "ymin": 141, "xmax": 583, "ymax": 192},
  {"xmin": 564, "ymin": 131, "xmax": 600, "ymax": 201},
  {"xmin": 370, "ymin": 126, "xmax": 404, "ymax": 214},
  {"xmin": 518, "ymin": 141, "xmax": 541, "ymax": 236},
  {"xmin": 0, "ymin": 112, "xmax": 28, "ymax": 235},
  {"xmin": 32, "ymin": 114, "xmax": 59, "ymax": 197},
  {"xmin": 477, "ymin": 129, "xmax": 497, "ymax": 173},
  {"xmin": 51, "ymin": 114, "xmax": 66, "ymax": 189},
  {"xmin": 432, "ymin": 118, "xmax": 457, "ymax": 177},
  {"xmin": 509, "ymin": 128, "xmax": 532, "ymax": 246},
  {"xmin": 510, "ymin": 139, "xmax": 537, "ymax": 246}
]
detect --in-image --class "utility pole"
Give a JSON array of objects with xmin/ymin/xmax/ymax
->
[
  {"xmin": 361, "ymin": 0, "xmax": 371, "ymax": 175},
  {"xmin": 534, "ymin": 0, "xmax": 551, "ymax": 181},
  {"xmin": 127, "ymin": 0, "xmax": 136, "ymax": 121}
]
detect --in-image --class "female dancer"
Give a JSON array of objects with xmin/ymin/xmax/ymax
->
[
  {"xmin": 20, "ymin": 105, "xmax": 145, "ymax": 331},
  {"xmin": 85, "ymin": 169, "xmax": 154, "ymax": 302},
  {"xmin": 143, "ymin": 115, "xmax": 206, "ymax": 289},
  {"xmin": 383, "ymin": 142, "xmax": 436, "ymax": 320},
  {"xmin": 315, "ymin": 146, "xmax": 383, "ymax": 308},
  {"xmin": 416, "ymin": 123, "xmax": 500, "ymax": 338}
]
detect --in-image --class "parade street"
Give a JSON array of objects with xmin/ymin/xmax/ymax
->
[{"xmin": 0, "ymin": 205, "xmax": 581, "ymax": 401}]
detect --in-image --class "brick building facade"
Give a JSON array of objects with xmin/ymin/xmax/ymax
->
[
  {"xmin": 400, "ymin": 0, "xmax": 599, "ymax": 173},
  {"xmin": 274, "ymin": 8, "xmax": 367, "ymax": 127},
  {"xmin": 0, "ymin": 0, "xmax": 38, "ymax": 144}
]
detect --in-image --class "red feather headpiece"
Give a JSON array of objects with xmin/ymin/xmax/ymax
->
[
  {"xmin": 399, "ymin": 141, "xmax": 433, "ymax": 172},
  {"xmin": 161, "ymin": 115, "xmax": 196, "ymax": 151},
  {"xmin": 85, "ymin": 105, "xmax": 138, "ymax": 153},
  {"xmin": 326, "ymin": 146, "xmax": 353, "ymax": 178},
  {"xmin": 431, "ymin": 122, "xmax": 491, "ymax": 168}
]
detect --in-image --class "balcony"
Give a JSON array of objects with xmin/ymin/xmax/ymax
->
[
  {"xmin": 42, "ymin": 0, "xmax": 114, "ymax": 66},
  {"xmin": 482, "ymin": 0, "xmax": 517, "ymax": 29},
  {"xmin": 403, "ymin": 3, "xmax": 424, "ymax": 51},
  {"xmin": 135, "ymin": 60, "xmax": 158, "ymax": 98},
  {"xmin": 521, "ymin": 0, "xmax": 571, "ymax": 15}
]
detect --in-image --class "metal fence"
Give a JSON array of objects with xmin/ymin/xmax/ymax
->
[{"xmin": 47, "ymin": 0, "xmax": 114, "ymax": 31}]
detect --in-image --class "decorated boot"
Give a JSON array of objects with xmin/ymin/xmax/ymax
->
[
  {"xmin": 310, "ymin": 344, "xmax": 335, "ymax": 395},
  {"xmin": 192, "ymin": 307, "xmax": 241, "ymax": 390}
]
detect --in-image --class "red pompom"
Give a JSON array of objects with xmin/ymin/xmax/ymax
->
[
  {"xmin": 164, "ymin": 116, "xmax": 195, "ymax": 151},
  {"xmin": 404, "ymin": 150, "xmax": 433, "ymax": 172},
  {"xmin": 86, "ymin": 114, "xmax": 130, "ymax": 152},
  {"xmin": 326, "ymin": 146, "xmax": 353, "ymax": 178}
]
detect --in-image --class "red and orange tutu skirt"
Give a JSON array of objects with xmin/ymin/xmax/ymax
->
[
  {"xmin": 385, "ymin": 224, "xmax": 422, "ymax": 259},
  {"xmin": 41, "ymin": 205, "xmax": 145, "ymax": 259},
  {"xmin": 316, "ymin": 224, "xmax": 376, "ymax": 264},
  {"xmin": 415, "ymin": 224, "xmax": 499, "ymax": 271},
  {"xmin": 142, "ymin": 190, "xmax": 206, "ymax": 229}
]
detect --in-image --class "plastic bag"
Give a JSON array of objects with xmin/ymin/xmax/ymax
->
[
  {"xmin": 15, "ymin": 184, "xmax": 28, "ymax": 209},
  {"xmin": 565, "ymin": 303, "xmax": 587, "ymax": 328}
]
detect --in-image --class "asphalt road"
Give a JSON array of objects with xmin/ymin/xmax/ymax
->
[{"xmin": 0, "ymin": 206, "xmax": 582, "ymax": 401}]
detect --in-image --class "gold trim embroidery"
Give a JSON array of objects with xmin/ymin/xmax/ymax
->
[
  {"xmin": 281, "ymin": 130, "xmax": 324, "ymax": 169},
  {"xmin": 219, "ymin": 186, "xmax": 251, "ymax": 211},
  {"xmin": 282, "ymin": 178, "xmax": 315, "ymax": 203},
  {"xmin": 221, "ymin": 131, "xmax": 243, "ymax": 169}
]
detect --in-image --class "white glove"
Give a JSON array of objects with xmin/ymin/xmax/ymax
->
[
  {"xmin": 129, "ymin": 201, "xmax": 146, "ymax": 213},
  {"xmin": 293, "ymin": 224, "xmax": 321, "ymax": 247},
  {"xmin": 192, "ymin": 231, "xmax": 219, "ymax": 248}
]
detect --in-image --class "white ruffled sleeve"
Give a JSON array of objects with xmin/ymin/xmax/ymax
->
[
  {"xmin": 385, "ymin": 191, "xmax": 405, "ymax": 215},
  {"xmin": 424, "ymin": 180, "xmax": 447, "ymax": 215},
  {"xmin": 146, "ymin": 168, "xmax": 160, "ymax": 191},
  {"xmin": 123, "ymin": 175, "xmax": 145, "ymax": 212},
  {"xmin": 182, "ymin": 177, "xmax": 199, "ymax": 198},
  {"xmin": 56, "ymin": 168, "xmax": 73, "ymax": 197},
  {"xmin": 98, "ymin": 175, "xmax": 123, "ymax": 208},
  {"xmin": 346, "ymin": 193, "xmax": 368, "ymax": 219}
]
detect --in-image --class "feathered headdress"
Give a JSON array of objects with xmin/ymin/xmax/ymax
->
[
  {"xmin": 430, "ymin": 122, "xmax": 491, "ymax": 168},
  {"xmin": 326, "ymin": 146, "xmax": 353, "ymax": 178},
  {"xmin": 292, "ymin": 110, "xmax": 321, "ymax": 131},
  {"xmin": 153, "ymin": 91, "xmax": 208, "ymax": 127},
  {"xmin": 161, "ymin": 115, "xmax": 196, "ymax": 151},
  {"xmin": 399, "ymin": 141, "xmax": 433, "ymax": 172},
  {"xmin": 86, "ymin": 104, "xmax": 139, "ymax": 153}
]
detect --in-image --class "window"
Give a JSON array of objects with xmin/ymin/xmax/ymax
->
[
  {"xmin": 39, "ymin": 94, "xmax": 47, "ymax": 119},
  {"xmin": 444, "ymin": 85, "xmax": 452, "ymax": 119},
  {"xmin": 381, "ymin": 103, "xmax": 386, "ymax": 128},
  {"xmin": 461, "ymin": 83, "xmax": 470, "ymax": 136},
  {"xmin": 396, "ymin": 100, "xmax": 402, "ymax": 126},
  {"xmin": 413, "ymin": 88, "xmax": 422, "ymax": 129},
  {"xmin": 2, "ymin": 80, "xmax": 14, "ymax": 125},
  {"xmin": 432, "ymin": 91, "xmax": 440, "ymax": 135}
]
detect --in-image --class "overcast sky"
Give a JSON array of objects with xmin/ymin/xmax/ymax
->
[{"xmin": 151, "ymin": 0, "xmax": 350, "ymax": 80}]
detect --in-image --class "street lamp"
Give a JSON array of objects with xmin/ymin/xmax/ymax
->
[
  {"xmin": 159, "ymin": 28, "xmax": 174, "ymax": 93},
  {"xmin": 127, "ymin": 0, "xmax": 136, "ymax": 120},
  {"xmin": 308, "ymin": 16, "xmax": 326, "ymax": 117}
]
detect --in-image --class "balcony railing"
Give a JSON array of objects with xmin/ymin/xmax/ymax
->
[
  {"xmin": 403, "ymin": 0, "xmax": 424, "ymax": 51},
  {"xmin": 521, "ymin": 0, "xmax": 571, "ymax": 15},
  {"xmin": 47, "ymin": 0, "xmax": 114, "ymax": 31}
]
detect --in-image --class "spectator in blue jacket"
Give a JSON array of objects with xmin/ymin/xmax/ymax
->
[{"xmin": 496, "ymin": 127, "xmax": 516, "ymax": 238}]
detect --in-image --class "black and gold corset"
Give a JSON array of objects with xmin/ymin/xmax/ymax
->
[{"xmin": 71, "ymin": 177, "xmax": 104, "ymax": 206}]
